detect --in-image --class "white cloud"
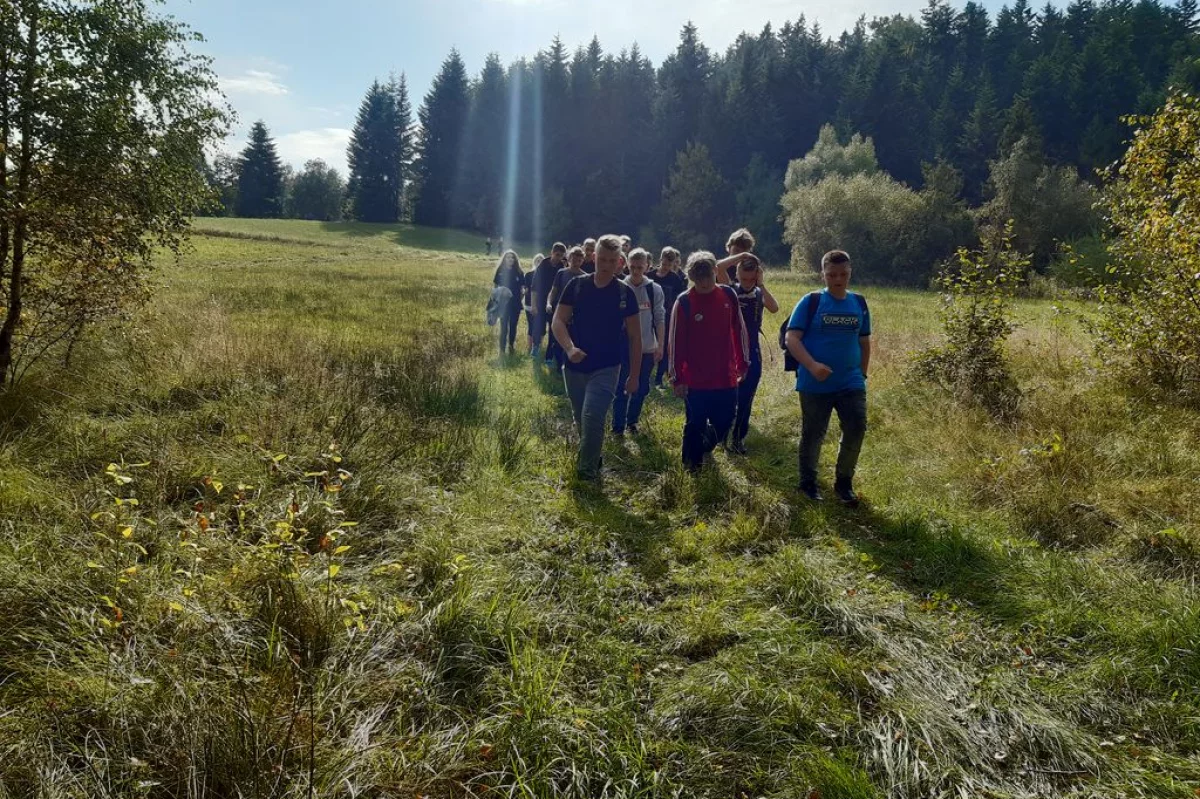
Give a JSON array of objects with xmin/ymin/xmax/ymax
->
[
  {"xmin": 275, "ymin": 127, "xmax": 353, "ymax": 175},
  {"xmin": 220, "ymin": 69, "xmax": 289, "ymax": 96}
]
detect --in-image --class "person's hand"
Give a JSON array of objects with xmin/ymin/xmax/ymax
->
[
  {"xmin": 567, "ymin": 347, "xmax": 587, "ymax": 364},
  {"xmin": 546, "ymin": 304, "xmax": 553, "ymax": 314},
  {"xmin": 809, "ymin": 362, "xmax": 833, "ymax": 382},
  {"xmin": 737, "ymin": 366, "xmax": 748, "ymax": 383},
  {"xmin": 625, "ymin": 374, "xmax": 639, "ymax": 395},
  {"xmin": 652, "ymin": 346, "xmax": 662, "ymax": 364},
  {"xmin": 673, "ymin": 383, "xmax": 688, "ymax": 399}
]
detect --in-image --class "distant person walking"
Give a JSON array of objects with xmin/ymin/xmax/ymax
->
[
  {"xmin": 524, "ymin": 255, "xmax": 542, "ymax": 353},
  {"xmin": 653, "ymin": 246, "xmax": 685, "ymax": 388},
  {"xmin": 531, "ymin": 242, "xmax": 567, "ymax": 360},
  {"xmin": 668, "ymin": 251, "xmax": 749, "ymax": 473},
  {"xmin": 492, "ymin": 250, "xmax": 524, "ymax": 355},
  {"xmin": 551, "ymin": 234, "xmax": 642, "ymax": 481},
  {"xmin": 729, "ymin": 254, "xmax": 779, "ymax": 454},
  {"xmin": 784, "ymin": 250, "xmax": 872, "ymax": 505},
  {"xmin": 612, "ymin": 248, "xmax": 664, "ymax": 436},
  {"xmin": 486, "ymin": 237, "xmax": 493, "ymax": 257}
]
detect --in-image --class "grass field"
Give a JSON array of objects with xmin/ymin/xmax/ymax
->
[{"xmin": 1, "ymin": 218, "xmax": 1198, "ymax": 798}]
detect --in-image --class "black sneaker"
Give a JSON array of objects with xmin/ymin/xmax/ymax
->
[
  {"xmin": 834, "ymin": 480, "xmax": 860, "ymax": 507},
  {"xmin": 728, "ymin": 439, "xmax": 747, "ymax": 456},
  {"xmin": 628, "ymin": 424, "xmax": 640, "ymax": 435},
  {"xmin": 798, "ymin": 482, "xmax": 823, "ymax": 502},
  {"xmin": 612, "ymin": 428, "xmax": 626, "ymax": 438}
]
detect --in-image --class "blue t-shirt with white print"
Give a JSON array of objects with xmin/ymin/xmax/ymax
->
[{"xmin": 787, "ymin": 289, "xmax": 872, "ymax": 394}]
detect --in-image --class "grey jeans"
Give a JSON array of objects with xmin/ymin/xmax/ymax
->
[
  {"xmin": 563, "ymin": 365, "xmax": 621, "ymax": 479},
  {"xmin": 799, "ymin": 389, "xmax": 868, "ymax": 486}
]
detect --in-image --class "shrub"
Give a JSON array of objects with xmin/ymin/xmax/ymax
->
[
  {"xmin": 912, "ymin": 224, "xmax": 1026, "ymax": 418},
  {"xmin": 782, "ymin": 171, "xmax": 972, "ymax": 285},
  {"xmin": 979, "ymin": 137, "xmax": 1101, "ymax": 270},
  {"xmin": 1090, "ymin": 91, "xmax": 1200, "ymax": 405}
]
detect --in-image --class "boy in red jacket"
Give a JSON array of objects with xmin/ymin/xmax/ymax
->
[{"xmin": 668, "ymin": 251, "xmax": 749, "ymax": 473}]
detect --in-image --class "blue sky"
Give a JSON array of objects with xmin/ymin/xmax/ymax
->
[{"xmin": 163, "ymin": 0, "xmax": 1001, "ymax": 175}]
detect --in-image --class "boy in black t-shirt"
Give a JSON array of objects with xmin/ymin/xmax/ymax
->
[
  {"xmin": 653, "ymin": 246, "xmax": 686, "ymax": 388},
  {"xmin": 532, "ymin": 243, "xmax": 566, "ymax": 359},
  {"xmin": 729, "ymin": 254, "xmax": 780, "ymax": 454},
  {"xmin": 551, "ymin": 235, "xmax": 642, "ymax": 481},
  {"xmin": 547, "ymin": 246, "xmax": 586, "ymax": 367},
  {"xmin": 581, "ymin": 238, "xmax": 597, "ymax": 274}
]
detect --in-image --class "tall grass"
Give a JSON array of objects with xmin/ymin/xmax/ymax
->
[{"xmin": 1, "ymin": 220, "xmax": 1197, "ymax": 798}]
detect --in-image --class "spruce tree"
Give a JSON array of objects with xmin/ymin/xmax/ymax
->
[
  {"xmin": 413, "ymin": 50, "xmax": 470, "ymax": 229},
  {"xmin": 347, "ymin": 78, "xmax": 410, "ymax": 223},
  {"xmin": 234, "ymin": 121, "xmax": 285, "ymax": 218}
]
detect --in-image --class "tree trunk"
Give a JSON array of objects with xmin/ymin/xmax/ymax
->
[{"xmin": 0, "ymin": 0, "xmax": 35, "ymax": 385}]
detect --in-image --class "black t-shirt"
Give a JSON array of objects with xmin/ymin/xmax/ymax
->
[
  {"xmin": 521, "ymin": 271, "xmax": 534, "ymax": 306},
  {"xmin": 735, "ymin": 283, "xmax": 765, "ymax": 354},
  {"xmin": 532, "ymin": 260, "xmax": 562, "ymax": 307},
  {"xmin": 559, "ymin": 275, "xmax": 639, "ymax": 373},
  {"xmin": 654, "ymin": 271, "xmax": 686, "ymax": 320},
  {"xmin": 581, "ymin": 259, "xmax": 596, "ymax": 275}
]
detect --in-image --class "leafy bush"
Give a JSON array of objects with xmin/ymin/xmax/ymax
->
[
  {"xmin": 1091, "ymin": 91, "xmax": 1200, "ymax": 405},
  {"xmin": 783, "ymin": 124, "xmax": 879, "ymax": 190},
  {"xmin": 912, "ymin": 225, "xmax": 1027, "ymax": 418},
  {"xmin": 781, "ymin": 171, "xmax": 972, "ymax": 284},
  {"xmin": 978, "ymin": 137, "xmax": 1101, "ymax": 270}
]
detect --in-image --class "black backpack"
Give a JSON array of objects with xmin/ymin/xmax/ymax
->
[{"xmin": 779, "ymin": 291, "xmax": 869, "ymax": 372}]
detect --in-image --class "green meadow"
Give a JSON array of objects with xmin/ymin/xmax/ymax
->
[{"xmin": 1, "ymin": 218, "xmax": 1197, "ymax": 798}]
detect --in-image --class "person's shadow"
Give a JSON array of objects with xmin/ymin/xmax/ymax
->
[{"xmin": 733, "ymin": 426, "xmax": 1008, "ymax": 615}]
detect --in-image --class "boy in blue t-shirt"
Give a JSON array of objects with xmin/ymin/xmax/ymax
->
[{"xmin": 784, "ymin": 250, "xmax": 873, "ymax": 505}]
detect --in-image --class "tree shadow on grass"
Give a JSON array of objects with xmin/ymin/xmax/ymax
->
[{"xmin": 738, "ymin": 425, "xmax": 1010, "ymax": 616}]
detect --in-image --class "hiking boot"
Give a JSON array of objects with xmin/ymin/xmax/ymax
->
[
  {"xmin": 728, "ymin": 439, "xmax": 748, "ymax": 456},
  {"xmin": 834, "ymin": 479, "xmax": 860, "ymax": 507},
  {"xmin": 798, "ymin": 482, "xmax": 823, "ymax": 502}
]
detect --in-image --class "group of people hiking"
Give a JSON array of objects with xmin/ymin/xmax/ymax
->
[{"xmin": 488, "ymin": 229, "xmax": 871, "ymax": 505}]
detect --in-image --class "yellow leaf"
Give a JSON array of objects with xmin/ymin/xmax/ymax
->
[
  {"xmin": 328, "ymin": 564, "xmax": 341, "ymax": 578},
  {"xmin": 120, "ymin": 526, "xmax": 134, "ymax": 538},
  {"xmin": 333, "ymin": 545, "xmax": 351, "ymax": 555},
  {"xmin": 168, "ymin": 602, "xmax": 184, "ymax": 612}
]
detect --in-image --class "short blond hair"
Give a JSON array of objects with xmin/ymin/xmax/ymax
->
[
  {"xmin": 685, "ymin": 250, "xmax": 717, "ymax": 281},
  {"xmin": 596, "ymin": 234, "xmax": 622, "ymax": 254},
  {"xmin": 567, "ymin": 245, "xmax": 584, "ymax": 258},
  {"xmin": 727, "ymin": 228, "xmax": 756, "ymax": 251},
  {"xmin": 628, "ymin": 247, "xmax": 649, "ymax": 264}
]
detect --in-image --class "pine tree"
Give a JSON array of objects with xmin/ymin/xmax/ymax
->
[
  {"xmin": 234, "ymin": 121, "xmax": 285, "ymax": 218},
  {"xmin": 347, "ymin": 80, "xmax": 405, "ymax": 223},
  {"xmin": 413, "ymin": 50, "xmax": 471, "ymax": 228},
  {"xmin": 461, "ymin": 54, "xmax": 507, "ymax": 232},
  {"xmin": 657, "ymin": 142, "xmax": 729, "ymax": 251},
  {"xmin": 656, "ymin": 23, "xmax": 713, "ymax": 175}
]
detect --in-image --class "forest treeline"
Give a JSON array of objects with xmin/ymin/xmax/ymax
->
[{"xmin": 211, "ymin": 0, "xmax": 1200, "ymax": 283}]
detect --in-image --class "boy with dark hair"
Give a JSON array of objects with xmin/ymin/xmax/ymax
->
[
  {"xmin": 729, "ymin": 254, "xmax": 780, "ymax": 454},
  {"xmin": 531, "ymin": 242, "xmax": 567, "ymax": 359},
  {"xmin": 669, "ymin": 251, "xmax": 749, "ymax": 473},
  {"xmin": 552, "ymin": 235, "xmax": 642, "ymax": 481},
  {"xmin": 784, "ymin": 250, "xmax": 873, "ymax": 505},
  {"xmin": 653, "ymin": 246, "xmax": 686, "ymax": 388},
  {"xmin": 612, "ymin": 249, "xmax": 665, "ymax": 436}
]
